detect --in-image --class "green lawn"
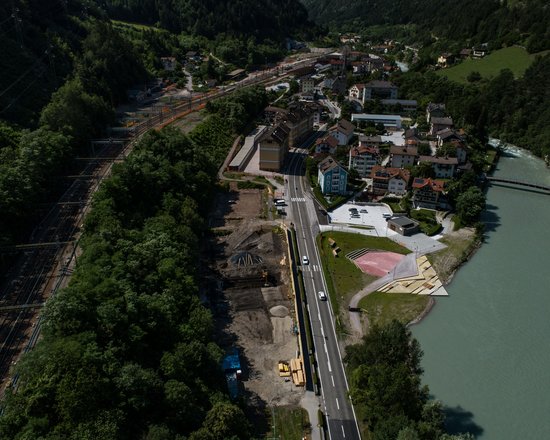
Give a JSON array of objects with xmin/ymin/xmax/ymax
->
[
  {"xmin": 437, "ymin": 46, "xmax": 545, "ymax": 83},
  {"xmin": 409, "ymin": 209, "xmax": 442, "ymax": 236},
  {"xmin": 269, "ymin": 406, "xmax": 310, "ymax": 440},
  {"xmin": 358, "ymin": 291, "xmax": 430, "ymax": 327},
  {"xmin": 317, "ymin": 232, "xmax": 410, "ymax": 317}
]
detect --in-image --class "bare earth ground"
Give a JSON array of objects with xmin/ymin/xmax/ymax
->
[
  {"xmin": 428, "ymin": 226, "xmax": 478, "ymax": 283},
  {"xmin": 203, "ymin": 182, "xmax": 305, "ymax": 435}
]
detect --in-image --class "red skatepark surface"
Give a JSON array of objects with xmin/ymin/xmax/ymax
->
[{"xmin": 352, "ymin": 251, "xmax": 405, "ymax": 277}]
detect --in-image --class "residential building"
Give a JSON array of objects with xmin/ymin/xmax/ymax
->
[
  {"xmin": 363, "ymin": 80, "xmax": 398, "ymax": 101},
  {"xmin": 348, "ymin": 84, "xmax": 365, "ymax": 100},
  {"xmin": 418, "ymin": 155, "xmax": 458, "ymax": 178},
  {"xmin": 331, "ymin": 76, "xmax": 347, "ymax": 95},
  {"xmin": 403, "ymin": 127, "xmax": 421, "ymax": 143},
  {"xmin": 349, "ymin": 145, "xmax": 380, "ymax": 178},
  {"xmin": 426, "ymin": 103, "xmax": 446, "ymax": 123},
  {"xmin": 358, "ymin": 135, "xmax": 383, "ymax": 148},
  {"xmin": 472, "ymin": 47, "xmax": 488, "ymax": 58},
  {"xmin": 315, "ymin": 135, "xmax": 339, "ymax": 155},
  {"xmin": 330, "ymin": 119, "xmax": 355, "ymax": 145},
  {"xmin": 390, "ymin": 145, "xmax": 418, "ymax": 168},
  {"xmin": 263, "ymin": 103, "xmax": 314, "ymax": 148},
  {"xmin": 436, "ymin": 128, "xmax": 463, "ymax": 147},
  {"xmin": 284, "ymin": 104, "xmax": 314, "ymax": 148},
  {"xmin": 160, "ymin": 57, "xmax": 177, "ymax": 71},
  {"xmin": 351, "ymin": 113, "xmax": 402, "ymax": 129},
  {"xmin": 318, "ymin": 156, "xmax": 348, "ymax": 195},
  {"xmin": 370, "ymin": 166, "xmax": 411, "ymax": 196},
  {"xmin": 429, "ymin": 116, "xmax": 453, "ymax": 135},
  {"xmin": 258, "ymin": 123, "xmax": 290, "ymax": 171},
  {"xmin": 437, "ymin": 53, "xmax": 454, "ymax": 67},
  {"xmin": 460, "ymin": 48, "xmax": 472, "ymax": 59},
  {"xmin": 412, "ymin": 178, "xmax": 448, "ymax": 209},
  {"xmin": 300, "ymin": 76, "xmax": 315, "ymax": 93}
]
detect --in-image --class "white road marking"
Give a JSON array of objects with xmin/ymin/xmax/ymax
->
[
  {"xmin": 336, "ymin": 398, "xmax": 340, "ymax": 409},
  {"xmin": 331, "ymin": 375, "xmax": 335, "ymax": 386},
  {"xmin": 291, "ymin": 197, "xmax": 306, "ymax": 202},
  {"xmin": 341, "ymin": 425, "xmax": 346, "ymax": 437}
]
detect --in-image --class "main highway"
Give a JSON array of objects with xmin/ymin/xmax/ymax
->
[{"xmin": 286, "ymin": 142, "xmax": 361, "ymax": 440}]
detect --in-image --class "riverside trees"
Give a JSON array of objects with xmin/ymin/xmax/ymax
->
[{"xmin": 346, "ymin": 321, "xmax": 474, "ymax": 439}]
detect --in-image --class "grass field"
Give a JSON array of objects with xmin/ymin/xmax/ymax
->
[
  {"xmin": 269, "ymin": 406, "xmax": 310, "ymax": 440},
  {"xmin": 437, "ymin": 46, "xmax": 546, "ymax": 83},
  {"xmin": 358, "ymin": 291, "xmax": 430, "ymax": 327},
  {"xmin": 111, "ymin": 19, "xmax": 161, "ymax": 32},
  {"xmin": 317, "ymin": 232, "xmax": 410, "ymax": 317}
]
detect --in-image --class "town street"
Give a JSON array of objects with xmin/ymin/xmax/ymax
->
[{"xmin": 286, "ymin": 146, "xmax": 361, "ymax": 440}]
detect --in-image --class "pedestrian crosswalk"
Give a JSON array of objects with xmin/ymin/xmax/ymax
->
[
  {"xmin": 291, "ymin": 197, "xmax": 306, "ymax": 202},
  {"xmin": 302, "ymin": 264, "xmax": 320, "ymax": 272}
]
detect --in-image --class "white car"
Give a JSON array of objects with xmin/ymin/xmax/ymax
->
[
  {"xmin": 318, "ymin": 291, "xmax": 327, "ymax": 301},
  {"xmin": 302, "ymin": 255, "xmax": 309, "ymax": 265}
]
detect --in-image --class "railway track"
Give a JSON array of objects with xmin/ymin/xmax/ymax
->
[{"xmin": 0, "ymin": 57, "xmax": 319, "ymax": 394}]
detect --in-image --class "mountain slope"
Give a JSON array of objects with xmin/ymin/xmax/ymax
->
[
  {"xmin": 95, "ymin": 0, "xmax": 312, "ymax": 40},
  {"xmin": 301, "ymin": 0, "xmax": 550, "ymax": 52}
]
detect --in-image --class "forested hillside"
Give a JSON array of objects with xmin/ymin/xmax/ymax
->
[
  {"xmin": 301, "ymin": 0, "xmax": 550, "ymax": 52},
  {"xmin": 0, "ymin": 88, "xmax": 267, "ymax": 440},
  {"xmin": 95, "ymin": 0, "xmax": 312, "ymax": 40}
]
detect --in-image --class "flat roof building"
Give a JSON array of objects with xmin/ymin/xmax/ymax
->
[{"xmin": 351, "ymin": 113, "xmax": 402, "ymax": 129}]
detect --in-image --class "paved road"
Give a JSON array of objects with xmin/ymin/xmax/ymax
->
[{"xmin": 286, "ymin": 147, "xmax": 361, "ymax": 440}]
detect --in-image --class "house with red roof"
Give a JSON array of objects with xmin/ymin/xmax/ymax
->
[
  {"xmin": 370, "ymin": 166, "xmax": 411, "ymax": 196},
  {"xmin": 411, "ymin": 178, "xmax": 448, "ymax": 209}
]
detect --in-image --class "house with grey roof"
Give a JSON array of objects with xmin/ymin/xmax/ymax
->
[
  {"xmin": 418, "ymin": 155, "xmax": 458, "ymax": 178},
  {"xmin": 363, "ymin": 80, "xmax": 398, "ymax": 102},
  {"xmin": 318, "ymin": 156, "xmax": 348, "ymax": 195}
]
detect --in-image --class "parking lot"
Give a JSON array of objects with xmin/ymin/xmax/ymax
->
[
  {"xmin": 329, "ymin": 202, "xmax": 393, "ymax": 234},
  {"xmin": 327, "ymin": 202, "xmax": 447, "ymax": 255}
]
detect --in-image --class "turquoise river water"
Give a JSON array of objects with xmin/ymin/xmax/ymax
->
[{"xmin": 413, "ymin": 145, "xmax": 550, "ymax": 439}]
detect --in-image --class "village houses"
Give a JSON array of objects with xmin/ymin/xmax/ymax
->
[{"xmin": 318, "ymin": 156, "xmax": 348, "ymax": 195}]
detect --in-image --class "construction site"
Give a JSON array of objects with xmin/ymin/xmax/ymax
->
[{"xmin": 202, "ymin": 182, "xmax": 306, "ymax": 430}]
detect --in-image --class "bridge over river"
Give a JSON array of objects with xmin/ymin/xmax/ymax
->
[{"xmin": 485, "ymin": 176, "xmax": 550, "ymax": 192}]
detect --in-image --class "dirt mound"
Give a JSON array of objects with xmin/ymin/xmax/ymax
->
[{"xmin": 269, "ymin": 305, "xmax": 289, "ymax": 318}]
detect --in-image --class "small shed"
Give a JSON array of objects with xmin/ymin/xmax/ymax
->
[{"xmin": 387, "ymin": 216, "xmax": 419, "ymax": 236}]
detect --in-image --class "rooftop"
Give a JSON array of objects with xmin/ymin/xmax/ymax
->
[{"xmin": 418, "ymin": 155, "xmax": 459, "ymax": 165}]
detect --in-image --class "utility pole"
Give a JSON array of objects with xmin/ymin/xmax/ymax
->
[{"xmin": 12, "ymin": 6, "xmax": 23, "ymax": 48}]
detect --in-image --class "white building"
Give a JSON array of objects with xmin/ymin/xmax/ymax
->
[{"xmin": 351, "ymin": 113, "xmax": 402, "ymax": 129}]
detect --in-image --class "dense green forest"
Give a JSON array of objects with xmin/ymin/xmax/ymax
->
[
  {"xmin": 301, "ymin": 0, "xmax": 550, "ymax": 52},
  {"xmin": 346, "ymin": 321, "xmax": 475, "ymax": 439},
  {"xmin": 95, "ymin": 0, "xmax": 312, "ymax": 40},
  {"xmin": 0, "ymin": 87, "xmax": 267, "ymax": 440}
]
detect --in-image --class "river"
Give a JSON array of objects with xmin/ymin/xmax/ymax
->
[{"xmin": 413, "ymin": 145, "xmax": 550, "ymax": 439}]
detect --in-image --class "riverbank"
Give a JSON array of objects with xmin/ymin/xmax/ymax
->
[{"xmin": 413, "ymin": 145, "xmax": 550, "ymax": 439}]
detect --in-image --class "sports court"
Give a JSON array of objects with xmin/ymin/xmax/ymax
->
[{"xmin": 351, "ymin": 250, "xmax": 405, "ymax": 277}]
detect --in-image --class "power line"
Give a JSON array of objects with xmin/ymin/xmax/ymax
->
[
  {"xmin": 0, "ymin": 12, "xmax": 15, "ymax": 28},
  {"xmin": 0, "ymin": 50, "xmax": 49, "ymax": 99},
  {"xmin": 0, "ymin": 74, "xmax": 41, "ymax": 114}
]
